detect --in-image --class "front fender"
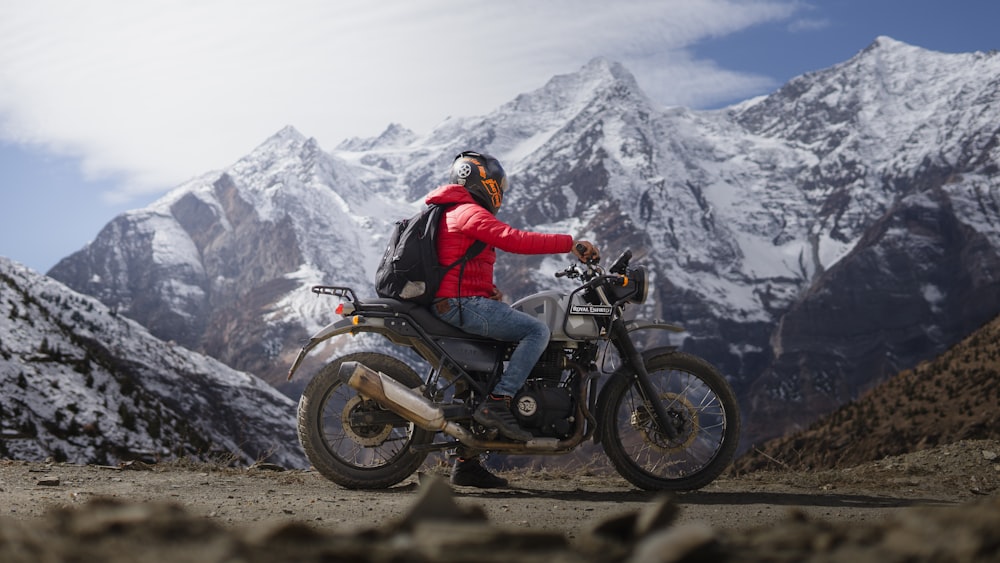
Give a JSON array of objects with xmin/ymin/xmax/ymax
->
[
  {"xmin": 285, "ymin": 316, "xmax": 385, "ymax": 381},
  {"xmin": 624, "ymin": 319, "xmax": 685, "ymax": 335},
  {"xmin": 621, "ymin": 319, "xmax": 685, "ymax": 356}
]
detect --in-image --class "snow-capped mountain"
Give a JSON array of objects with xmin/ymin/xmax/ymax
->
[
  {"xmin": 0, "ymin": 257, "xmax": 306, "ymax": 467},
  {"xmin": 47, "ymin": 37, "xmax": 1000, "ymax": 448}
]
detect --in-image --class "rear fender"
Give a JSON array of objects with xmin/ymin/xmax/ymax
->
[{"xmin": 286, "ymin": 316, "xmax": 386, "ymax": 381}]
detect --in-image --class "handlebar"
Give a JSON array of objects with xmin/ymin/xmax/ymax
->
[
  {"xmin": 556, "ymin": 262, "xmax": 599, "ymax": 281},
  {"xmin": 557, "ymin": 248, "xmax": 633, "ymax": 283}
]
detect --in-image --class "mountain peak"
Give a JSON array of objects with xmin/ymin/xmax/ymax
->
[
  {"xmin": 854, "ymin": 34, "xmax": 974, "ymax": 67},
  {"xmin": 269, "ymin": 125, "xmax": 307, "ymax": 143},
  {"xmin": 869, "ymin": 35, "xmax": 910, "ymax": 50},
  {"xmin": 502, "ymin": 57, "xmax": 649, "ymax": 120},
  {"xmin": 242, "ymin": 125, "xmax": 317, "ymax": 165},
  {"xmin": 581, "ymin": 56, "xmax": 632, "ymax": 78},
  {"xmin": 337, "ymin": 122, "xmax": 416, "ymax": 152},
  {"xmin": 575, "ymin": 57, "xmax": 644, "ymax": 94},
  {"xmin": 852, "ymin": 35, "xmax": 936, "ymax": 62}
]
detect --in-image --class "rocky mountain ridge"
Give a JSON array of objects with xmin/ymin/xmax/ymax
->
[
  {"xmin": 46, "ymin": 36, "xmax": 1000, "ymax": 448},
  {"xmin": 0, "ymin": 256, "xmax": 306, "ymax": 467}
]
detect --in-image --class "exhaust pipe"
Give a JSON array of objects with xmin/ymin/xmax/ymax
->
[
  {"xmin": 338, "ymin": 361, "xmax": 447, "ymax": 431},
  {"xmin": 338, "ymin": 361, "xmax": 572, "ymax": 453}
]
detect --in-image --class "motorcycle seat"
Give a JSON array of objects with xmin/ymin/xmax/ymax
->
[{"xmin": 356, "ymin": 298, "xmax": 497, "ymax": 342}]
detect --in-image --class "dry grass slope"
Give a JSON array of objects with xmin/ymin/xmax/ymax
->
[{"xmin": 736, "ymin": 314, "xmax": 1000, "ymax": 472}]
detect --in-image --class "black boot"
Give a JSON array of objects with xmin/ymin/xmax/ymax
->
[
  {"xmin": 473, "ymin": 394, "xmax": 533, "ymax": 442},
  {"xmin": 450, "ymin": 456, "xmax": 509, "ymax": 488}
]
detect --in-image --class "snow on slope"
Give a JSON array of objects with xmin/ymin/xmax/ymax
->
[{"xmin": 0, "ymin": 256, "xmax": 306, "ymax": 467}]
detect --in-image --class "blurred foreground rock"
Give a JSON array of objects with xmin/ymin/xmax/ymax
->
[
  {"xmin": 0, "ymin": 475, "xmax": 997, "ymax": 562},
  {"xmin": 717, "ymin": 497, "xmax": 1000, "ymax": 563}
]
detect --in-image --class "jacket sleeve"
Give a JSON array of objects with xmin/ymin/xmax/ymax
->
[{"xmin": 450, "ymin": 203, "xmax": 574, "ymax": 255}]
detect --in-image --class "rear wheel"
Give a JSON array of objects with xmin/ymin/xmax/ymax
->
[
  {"xmin": 597, "ymin": 350, "xmax": 740, "ymax": 491},
  {"xmin": 297, "ymin": 352, "xmax": 432, "ymax": 489}
]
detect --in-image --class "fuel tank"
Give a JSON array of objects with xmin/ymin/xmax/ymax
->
[{"xmin": 511, "ymin": 290, "xmax": 605, "ymax": 341}]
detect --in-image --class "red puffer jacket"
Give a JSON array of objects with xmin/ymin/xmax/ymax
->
[{"xmin": 426, "ymin": 184, "xmax": 574, "ymax": 299}]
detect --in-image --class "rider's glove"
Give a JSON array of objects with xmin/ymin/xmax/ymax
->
[{"xmin": 572, "ymin": 240, "xmax": 600, "ymax": 263}]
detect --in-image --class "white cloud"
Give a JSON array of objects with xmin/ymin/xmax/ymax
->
[
  {"xmin": 0, "ymin": 0, "xmax": 800, "ymax": 203},
  {"xmin": 788, "ymin": 17, "xmax": 831, "ymax": 33}
]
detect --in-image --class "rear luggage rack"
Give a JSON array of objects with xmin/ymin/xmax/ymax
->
[{"xmin": 312, "ymin": 286, "xmax": 358, "ymax": 303}]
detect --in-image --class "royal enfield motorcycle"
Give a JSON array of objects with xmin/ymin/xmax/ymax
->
[{"xmin": 286, "ymin": 249, "xmax": 740, "ymax": 490}]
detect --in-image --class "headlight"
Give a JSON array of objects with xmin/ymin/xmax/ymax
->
[
  {"xmin": 626, "ymin": 266, "xmax": 648, "ymax": 304},
  {"xmin": 609, "ymin": 266, "xmax": 649, "ymax": 305}
]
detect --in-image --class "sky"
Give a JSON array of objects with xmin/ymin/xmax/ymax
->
[{"xmin": 1, "ymin": 0, "xmax": 998, "ymax": 274}]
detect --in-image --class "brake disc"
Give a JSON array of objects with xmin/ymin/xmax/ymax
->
[
  {"xmin": 341, "ymin": 395, "xmax": 393, "ymax": 446},
  {"xmin": 629, "ymin": 392, "xmax": 699, "ymax": 453}
]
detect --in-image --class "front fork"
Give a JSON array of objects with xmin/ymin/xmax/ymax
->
[{"xmin": 610, "ymin": 319, "xmax": 680, "ymax": 441}]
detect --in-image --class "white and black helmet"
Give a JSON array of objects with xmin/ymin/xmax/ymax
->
[{"xmin": 449, "ymin": 151, "xmax": 508, "ymax": 214}]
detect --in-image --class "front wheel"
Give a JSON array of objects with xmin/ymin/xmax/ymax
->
[
  {"xmin": 297, "ymin": 352, "xmax": 432, "ymax": 489},
  {"xmin": 597, "ymin": 350, "xmax": 740, "ymax": 491}
]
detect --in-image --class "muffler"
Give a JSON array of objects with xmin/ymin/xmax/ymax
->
[
  {"xmin": 338, "ymin": 361, "xmax": 570, "ymax": 453},
  {"xmin": 338, "ymin": 361, "xmax": 447, "ymax": 431}
]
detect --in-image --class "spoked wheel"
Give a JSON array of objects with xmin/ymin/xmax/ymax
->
[
  {"xmin": 297, "ymin": 352, "xmax": 432, "ymax": 489},
  {"xmin": 597, "ymin": 350, "xmax": 740, "ymax": 491}
]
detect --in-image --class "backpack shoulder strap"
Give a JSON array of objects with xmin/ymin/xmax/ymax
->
[{"xmin": 464, "ymin": 239, "xmax": 487, "ymax": 260}]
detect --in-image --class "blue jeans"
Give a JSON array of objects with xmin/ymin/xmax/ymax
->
[{"xmin": 435, "ymin": 297, "xmax": 550, "ymax": 397}]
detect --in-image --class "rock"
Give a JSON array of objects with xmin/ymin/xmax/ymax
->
[
  {"xmin": 36, "ymin": 477, "xmax": 60, "ymax": 486},
  {"xmin": 390, "ymin": 474, "xmax": 487, "ymax": 533},
  {"xmin": 580, "ymin": 493, "xmax": 681, "ymax": 560},
  {"xmin": 629, "ymin": 523, "xmax": 717, "ymax": 563},
  {"xmin": 410, "ymin": 521, "xmax": 570, "ymax": 562},
  {"xmin": 588, "ymin": 493, "xmax": 680, "ymax": 544},
  {"xmin": 633, "ymin": 494, "xmax": 680, "ymax": 538},
  {"xmin": 119, "ymin": 460, "xmax": 152, "ymax": 471},
  {"xmin": 386, "ymin": 475, "xmax": 569, "ymax": 561},
  {"xmin": 248, "ymin": 462, "xmax": 285, "ymax": 472}
]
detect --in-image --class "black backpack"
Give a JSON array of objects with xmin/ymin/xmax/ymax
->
[{"xmin": 375, "ymin": 203, "xmax": 486, "ymax": 305}]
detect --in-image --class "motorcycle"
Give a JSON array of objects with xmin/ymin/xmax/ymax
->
[{"xmin": 286, "ymin": 249, "xmax": 740, "ymax": 490}]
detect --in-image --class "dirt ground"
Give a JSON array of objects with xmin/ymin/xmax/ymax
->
[{"xmin": 1, "ymin": 439, "xmax": 998, "ymax": 562}]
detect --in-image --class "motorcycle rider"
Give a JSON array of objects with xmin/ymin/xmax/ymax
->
[{"xmin": 427, "ymin": 151, "xmax": 599, "ymax": 487}]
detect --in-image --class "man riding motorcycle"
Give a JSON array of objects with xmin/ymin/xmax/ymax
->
[{"xmin": 426, "ymin": 151, "xmax": 599, "ymax": 487}]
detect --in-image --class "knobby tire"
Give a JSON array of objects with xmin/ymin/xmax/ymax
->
[
  {"xmin": 597, "ymin": 349, "xmax": 740, "ymax": 491},
  {"xmin": 297, "ymin": 352, "xmax": 431, "ymax": 489}
]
